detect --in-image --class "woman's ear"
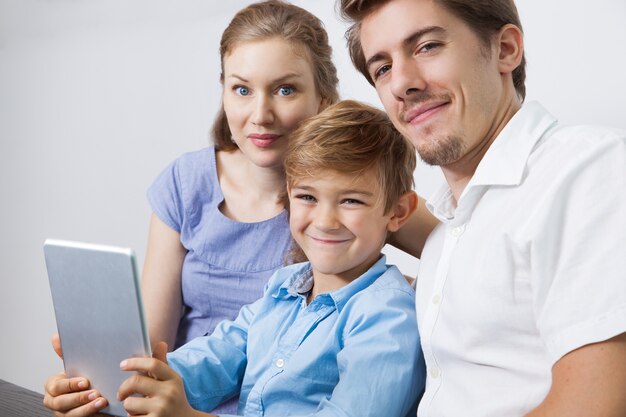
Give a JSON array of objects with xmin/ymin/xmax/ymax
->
[
  {"xmin": 318, "ymin": 96, "xmax": 332, "ymax": 112},
  {"xmin": 387, "ymin": 191, "xmax": 418, "ymax": 233},
  {"xmin": 496, "ymin": 23, "xmax": 524, "ymax": 75}
]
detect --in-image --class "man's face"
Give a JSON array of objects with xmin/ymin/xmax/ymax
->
[{"xmin": 360, "ymin": 0, "xmax": 506, "ymax": 168}]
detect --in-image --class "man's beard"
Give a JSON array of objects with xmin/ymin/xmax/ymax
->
[{"xmin": 416, "ymin": 133, "xmax": 464, "ymax": 166}]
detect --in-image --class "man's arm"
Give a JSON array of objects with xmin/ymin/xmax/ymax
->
[
  {"xmin": 526, "ymin": 332, "xmax": 626, "ymax": 417},
  {"xmin": 387, "ymin": 195, "xmax": 439, "ymax": 258}
]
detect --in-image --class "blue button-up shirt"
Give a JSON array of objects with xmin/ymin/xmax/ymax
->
[{"xmin": 168, "ymin": 256, "xmax": 425, "ymax": 417}]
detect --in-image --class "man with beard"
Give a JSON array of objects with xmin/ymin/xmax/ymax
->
[{"xmin": 340, "ymin": 0, "xmax": 626, "ymax": 416}]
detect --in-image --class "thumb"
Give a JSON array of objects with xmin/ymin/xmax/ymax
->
[
  {"xmin": 152, "ymin": 341, "xmax": 168, "ymax": 364},
  {"xmin": 52, "ymin": 333, "xmax": 63, "ymax": 359}
]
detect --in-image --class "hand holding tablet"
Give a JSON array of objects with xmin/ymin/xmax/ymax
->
[{"xmin": 43, "ymin": 239, "xmax": 152, "ymax": 417}]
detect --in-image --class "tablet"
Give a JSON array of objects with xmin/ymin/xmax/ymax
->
[{"xmin": 43, "ymin": 239, "xmax": 151, "ymax": 417}]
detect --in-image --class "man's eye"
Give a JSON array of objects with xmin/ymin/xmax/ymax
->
[
  {"xmin": 374, "ymin": 64, "xmax": 391, "ymax": 80},
  {"xmin": 418, "ymin": 42, "xmax": 441, "ymax": 53},
  {"xmin": 234, "ymin": 86, "xmax": 250, "ymax": 96}
]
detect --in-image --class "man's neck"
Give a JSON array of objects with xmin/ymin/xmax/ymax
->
[{"xmin": 442, "ymin": 97, "xmax": 522, "ymax": 204}]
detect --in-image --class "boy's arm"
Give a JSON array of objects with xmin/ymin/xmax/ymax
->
[
  {"xmin": 166, "ymin": 298, "xmax": 260, "ymax": 413},
  {"xmin": 119, "ymin": 297, "xmax": 263, "ymax": 417},
  {"xmin": 118, "ymin": 344, "xmax": 217, "ymax": 417}
]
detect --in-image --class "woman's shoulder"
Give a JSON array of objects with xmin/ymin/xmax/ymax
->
[{"xmin": 171, "ymin": 146, "xmax": 216, "ymax": 172}]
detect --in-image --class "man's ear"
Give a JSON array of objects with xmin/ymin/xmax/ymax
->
[
  {"xmin": 387, "ymin": 191, "xmax": 418, "ymax": 233},
  {"xmin": 496, "ymin": 23, "xmax": 524, "ymax": 75}
]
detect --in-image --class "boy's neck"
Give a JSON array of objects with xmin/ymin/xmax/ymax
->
[{"xmin": 308, "ymin": 253, "xmax": 382, "ymax": 302}]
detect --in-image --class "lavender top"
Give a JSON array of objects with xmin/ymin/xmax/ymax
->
[{"xmin": 147, "ymin": 146, "xmax": 292, "ymax": 413}]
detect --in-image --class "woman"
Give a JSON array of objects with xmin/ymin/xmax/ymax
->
[
  {"xmin": 46, "ymin": 1, "xmax": 339, "ymax": 416},
  {"xmin": 141, "ymin": 1, "xmax": 339, "ymax": 414}
]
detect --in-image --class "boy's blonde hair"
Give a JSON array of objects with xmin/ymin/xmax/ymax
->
[{"xmin": 285, "ymin": 100, "xmax": 416, "ymax": 213}]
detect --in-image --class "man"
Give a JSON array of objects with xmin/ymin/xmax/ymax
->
[{"xmin": 340, "ymin": 0, "xmax": 626, "ymax": 416}]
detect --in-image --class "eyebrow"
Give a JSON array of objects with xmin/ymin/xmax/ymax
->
[
  {"xmin": 226, "ymin": 72, "xmax": 303, "ymax": 84},
  {"xmin": 365, "ymin": 25, "xmax": 447, "ymax": 72},
  {"xmin": 291, "ymin": 184, "xmax": 375, "ymax": 197}
]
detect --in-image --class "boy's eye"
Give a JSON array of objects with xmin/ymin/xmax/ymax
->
[
  {"xmin": 277, "ymin": 86, "xmax": 295, "ymax": 96},
  {"xmin": 234, "ymin": 86, "xmax": 250, "ymax": 96},
  {"xmin": 342, "ymin": 198, "xmax": 364, "ymax": 205},
  {"xmin": 295, "ymin": 194, "xmax": 316, "ymax": 202}
]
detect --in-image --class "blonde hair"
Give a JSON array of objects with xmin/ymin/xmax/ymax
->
[
  {"xmin": 285, "ymin": 100, "xmax": 416, "ymax": 214},
  {"xmin": 212, "ymin": 0, "xmax": 339, "ymax": 150}
]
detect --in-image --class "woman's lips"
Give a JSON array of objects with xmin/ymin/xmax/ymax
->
[{"xmin": 248, "ymin": 133, "xmax": 281, "ymax": 148}]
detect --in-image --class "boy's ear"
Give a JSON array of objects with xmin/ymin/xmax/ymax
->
[{"xmin": 387, "ymin": 191, "xmax": 418, "ymax": 233}]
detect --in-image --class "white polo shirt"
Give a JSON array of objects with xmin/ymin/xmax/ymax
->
[{"xmin": 416, "ymin": 102, "xmax": 626, "ymax": 417}]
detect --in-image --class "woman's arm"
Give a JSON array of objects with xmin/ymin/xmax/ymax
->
[
  {"xmin": 387, "ymin": 195, "xmax": 439, "ymax": 258},
  {"xmin": 141, "ymin": 213, "xmax": 187, "ymax": 350}
]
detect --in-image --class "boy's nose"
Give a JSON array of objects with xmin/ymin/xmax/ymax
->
[{"xmin": 314, "ymin": 205, "xmax": 341, "ymax": 231}]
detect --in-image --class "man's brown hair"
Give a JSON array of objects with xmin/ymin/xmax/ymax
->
[{"xmin": 340, "ymin": 0, "xmax": 527, "ymax": 100}]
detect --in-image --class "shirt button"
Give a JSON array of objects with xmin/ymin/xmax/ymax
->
[
  {"xmin": 432, "ymin": 294, "xmax": 441, "ymax": 305},
  {"xmin": 275, "ymin": 358, "xmax": 285, "ymax": 368},
  {"xmin": 449, "ymin": 224, "xmax": 466, "ymax": 238},
  {"xmin": 430, "ymin": 367, "xmax": 440, "ymax": 378}
]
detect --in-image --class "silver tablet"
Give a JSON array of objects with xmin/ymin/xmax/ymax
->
[{"xmin": 43, "ymin": 239, "xmax": 151, "ymax": 417}]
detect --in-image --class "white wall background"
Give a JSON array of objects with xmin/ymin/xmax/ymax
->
[{"xmin": 1, "ymin": 0, "xmax": 625, "ymax": 392}]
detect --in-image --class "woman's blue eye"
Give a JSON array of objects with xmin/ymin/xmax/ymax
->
[
  {"xmin": 235, "ymin": 86, "xmax": 250, "ymax": 96},
  {"xmin": 278, "ymin": 86, "xmax": 295, "ymax": 96}
]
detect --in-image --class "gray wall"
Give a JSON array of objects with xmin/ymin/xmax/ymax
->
[{"xmin": 1, "ymin": 0, "xmax": 625, "ymax": 392}]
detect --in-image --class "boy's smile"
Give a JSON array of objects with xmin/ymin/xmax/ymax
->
[{"xmin": 288, "ymin": 168, "xmax": 395, "ymax": 293}]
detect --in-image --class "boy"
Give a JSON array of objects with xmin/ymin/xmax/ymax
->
[{"xmin": 51, "ymin": 100, "xmax": 426, "ymax": 417}]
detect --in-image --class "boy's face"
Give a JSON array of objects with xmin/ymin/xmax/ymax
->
[{"xmin": 288, "ymin": 167, "xmax": 394, "ymax": 285}]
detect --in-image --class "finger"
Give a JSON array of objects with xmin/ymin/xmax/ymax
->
[
  {"xmin": 117, "ymin": 373, "xmax": 163, "ymax": 401},
  {"xmin": 59, "ymin": 396, "xmax": 108, "ymax": 417},
  {"xmin": 52, "ymin": 333, "xmax": 63, "ymax": 359},
  {"xmin": 43, "ymin": 389, "xmax": 103, "ymax": 413},
  {"xmin": 45, "ymin": 373, "xmax": 90, "ymax": 396},
  {"xmin": 120, "ymin": 357, "xmax": 171, "ymax": 380},
  {"xmin": 152, "ymin": 341, "xmax": 168, "ymax": 364},
  {"xmin": 122, "ymin": 395, "xmax": 158, "ymax": 416}
]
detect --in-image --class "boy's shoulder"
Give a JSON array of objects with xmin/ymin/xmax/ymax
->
[
  {"xmin": 338, "ymin": 261, "xmax": 416, "ymax": 317},
  {"xmin": 366, "ymin": 264, "xmax": 415, "ymax": 294}
]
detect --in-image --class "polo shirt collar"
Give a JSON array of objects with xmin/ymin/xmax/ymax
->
[{"xmin": 427, "ymin": 101, "xmax": 558, "ymax": 222}]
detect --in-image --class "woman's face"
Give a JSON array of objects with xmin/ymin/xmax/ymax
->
[{"xmin": 222, "ymin": 38, "xmax": 323, "ymax": 170}]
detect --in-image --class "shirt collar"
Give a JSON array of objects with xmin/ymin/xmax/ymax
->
[
  {"xmin": 427, "ymin": 101, "xmax": 558, "ymax": 222},
  {"xmin": 273, "ymin": 255, "xmax": 388, "ymax": 313}
]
